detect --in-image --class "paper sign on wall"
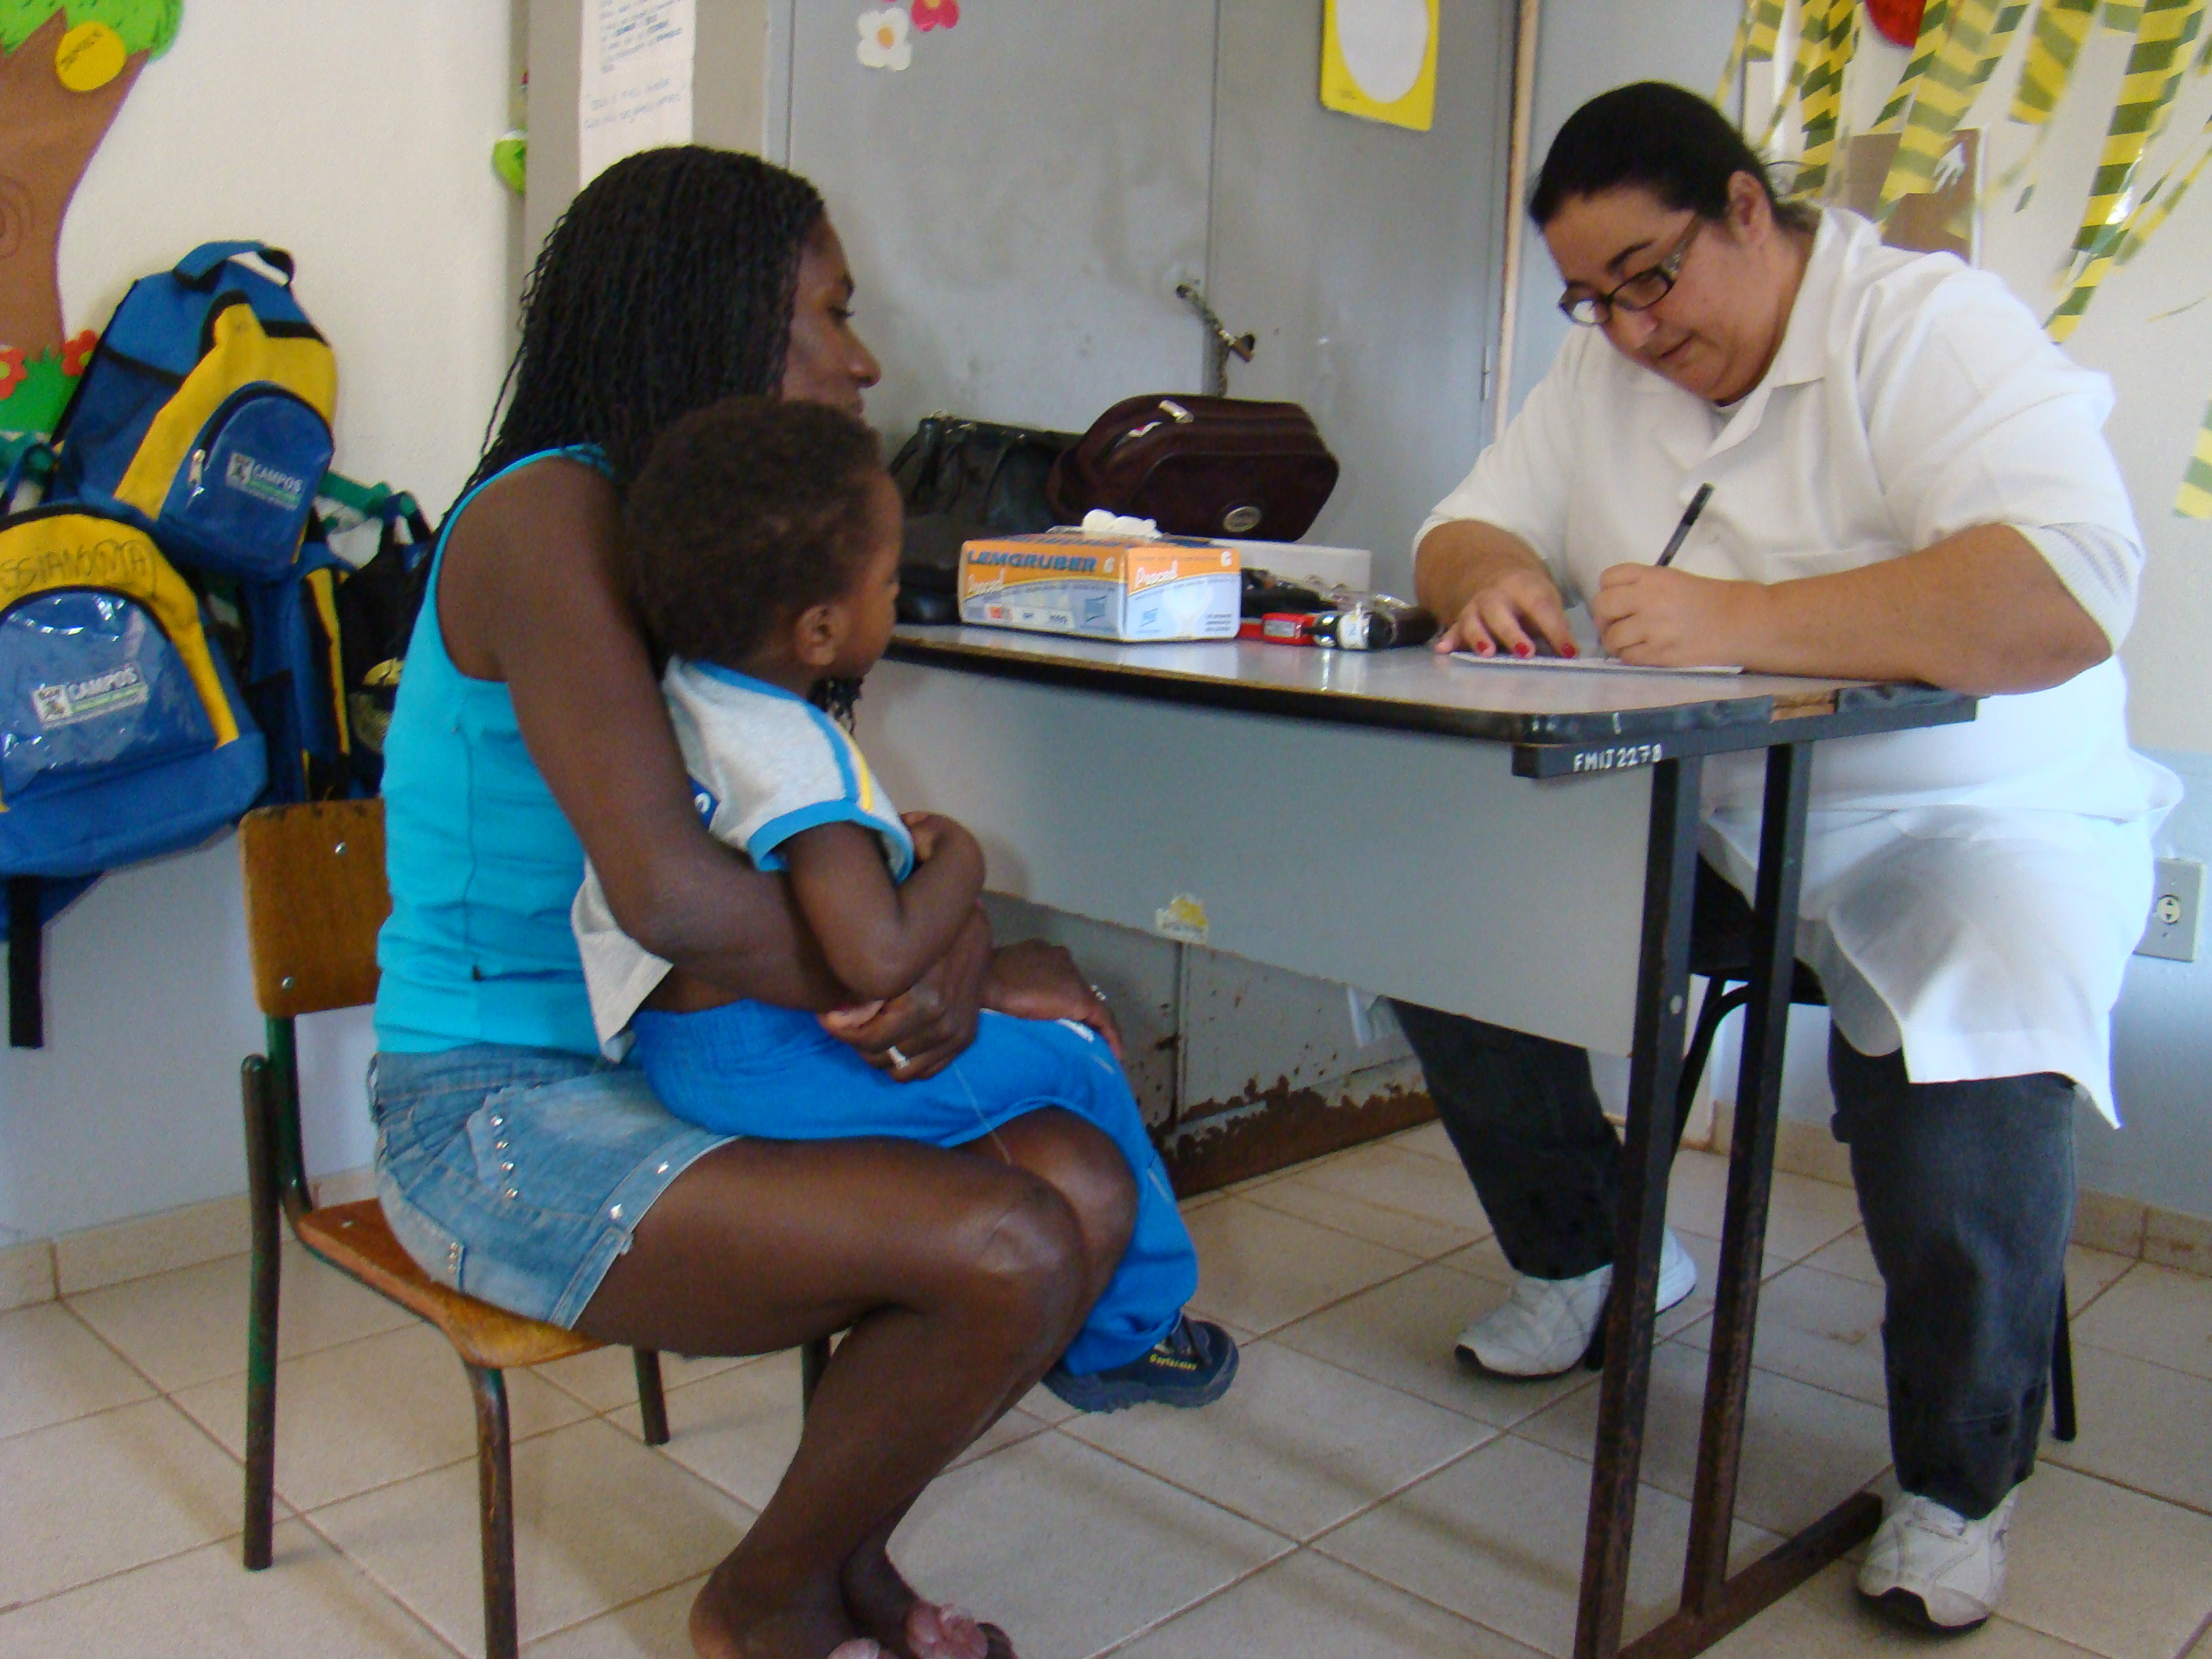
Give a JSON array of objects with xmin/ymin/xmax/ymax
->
[
  {"xmin": 1321, "ymin": 0, "xmax": 1439, "ymax": 133},
  {"xmin": 578, "ymin": 0, "xmax": 695, "ymax": 188}
]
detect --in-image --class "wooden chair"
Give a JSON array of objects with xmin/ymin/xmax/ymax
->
[{"xmin": 236, "ymin": 798, "xmax": 831, "ymax": 1657}]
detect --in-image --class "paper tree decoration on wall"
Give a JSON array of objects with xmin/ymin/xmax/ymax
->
[
  {"xmin": 1322, "ymin": 0, "xmax": 1439, "ymax": 132},
  {"xmin": 0, "ymin": 1, "xmax": 182, "ymax": 435}
]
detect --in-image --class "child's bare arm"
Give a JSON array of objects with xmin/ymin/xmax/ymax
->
[{"xmin": 779, "ymin": 815, "xmax": 985, "ymax": 1002}]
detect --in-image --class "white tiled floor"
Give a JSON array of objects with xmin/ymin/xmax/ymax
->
[{"xmin": 3, "ymin": 1136, "xmax": 2208, "ymax": 1659}]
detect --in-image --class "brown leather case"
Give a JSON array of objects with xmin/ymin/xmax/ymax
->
[{"xmin": 1047, "ymin": 394, "xmax": 1339, "ymax": 542}]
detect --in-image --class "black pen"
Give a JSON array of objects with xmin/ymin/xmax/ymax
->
[{"xmin": 1654, "ymin": 483, "xmax": 1715, "ymax": 569}]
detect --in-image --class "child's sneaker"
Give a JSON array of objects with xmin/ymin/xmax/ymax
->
[{"xmin": 1041, "ymin": 1315, "xmax": 1239, "ymax": 1412}]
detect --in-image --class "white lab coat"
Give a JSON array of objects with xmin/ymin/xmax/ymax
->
[{"xmin": 1422, "ymin": 209, "xmax": 2177, "ymax": 1122}]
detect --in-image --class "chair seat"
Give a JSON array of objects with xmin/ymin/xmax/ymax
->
[{"xmin": 294, "ymin": 1200, "xmax": 603, "ymax": 1370}]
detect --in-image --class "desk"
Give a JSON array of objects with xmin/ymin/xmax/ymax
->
[{"xmin": 860, "ymin": 626, "xmax": 1975, "ymax": 1659}]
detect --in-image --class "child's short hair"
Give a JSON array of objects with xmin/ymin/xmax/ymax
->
[{"xmin": 625, "ymin": 395, "xmax": 884, "ymax": 666}]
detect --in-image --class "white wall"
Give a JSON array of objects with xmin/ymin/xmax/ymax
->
[{"xmin": 0, "ymin": 3, "xmax": 514, "ymax": 1242}]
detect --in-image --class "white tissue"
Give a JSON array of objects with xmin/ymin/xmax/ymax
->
[{"xmin": 1080, "ymin": 508, "xmax": 1162, "ymax": 540}]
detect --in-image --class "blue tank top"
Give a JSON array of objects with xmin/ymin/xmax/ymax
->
[{"xmin": 373, "ymin": 447, "xmax": 609, "ymax": 1055}]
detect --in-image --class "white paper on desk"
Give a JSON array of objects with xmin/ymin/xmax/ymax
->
[
  {"xmin": 579, "ymin": 0, "xmax": 695, "ymax": 190},
  {"xmin": 1449, "ymin": 651, "xmax": 1743, "ymax": 676}
]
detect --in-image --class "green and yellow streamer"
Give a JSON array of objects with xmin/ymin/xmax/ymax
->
[
  {"xmin": 1717, "ymin": 0, "xmax": 1786, "ymax": 104},
  {"xmin": 2012, "ymin": 0, "xmax": 2099, "ymax": 121},
  {"xmin": 2173, "ymin": 396, "xmax": 2212, "ymax": 516},
  {"xmin": 1877, "ymin": 0, "xmax": 2028, "ymax": 218},
  {"xmin": 1795, "ymin": 0, "xmax": 1860, "ymax": 192},
  {"xmin": 2072, "ymin": 0, "xmax": 2205, "ymax": 255},
  {"xmin": 1876, "ymin": 0, "xmax": 1954, "ymax": 132}
]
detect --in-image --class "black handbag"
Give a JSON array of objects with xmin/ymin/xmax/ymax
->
[{"xmin": 888, "ymin": 414, "xmax": 1078, "ymax": 622}]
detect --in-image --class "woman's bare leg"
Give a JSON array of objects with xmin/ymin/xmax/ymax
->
[
  {"xmin": 837, "ymin": 1109, "xmax": 1139, "ymax": 1658},
  {"xmin": 577, "ymin": 1132, "xmax": 1094, "ymax": 1659}
]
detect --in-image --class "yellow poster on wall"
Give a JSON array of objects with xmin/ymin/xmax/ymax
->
[{"xmin": 1321, "ymin": 0, "xmax": 1439, "ymax": 131}]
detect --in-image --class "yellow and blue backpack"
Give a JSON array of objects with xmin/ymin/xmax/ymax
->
[
  {"xmin": 3, "ymin": 241, "xmax": 340, "ymax": 1044},
  {"xmin": 48, "ymin": 241, "xmax": 336, "ymax": 581}
]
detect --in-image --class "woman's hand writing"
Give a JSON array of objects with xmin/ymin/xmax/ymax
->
[{"xmin": 1590, "ymin": 565, "xmax": 1759, "ymax": 666}]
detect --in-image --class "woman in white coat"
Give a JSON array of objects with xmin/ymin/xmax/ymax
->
[{"xmin": 1395, "ymin": 81, "xmax": 2177, "ymax": 1635}]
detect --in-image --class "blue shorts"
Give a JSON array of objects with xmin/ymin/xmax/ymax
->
[
  {"xmin": 369, "ymin": 1046, "xmax": 731, "ymax": 1328},
  {"xmin": 630, "ymin": 1002, "xmax": 1197, "ymax": 1372}
]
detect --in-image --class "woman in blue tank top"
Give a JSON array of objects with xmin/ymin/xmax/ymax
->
[{"xmin": 372, "ymin": 148, "xmax": 1140, "ymax": 1659}]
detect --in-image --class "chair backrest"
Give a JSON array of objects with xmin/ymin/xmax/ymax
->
[{"xmin": 237, "ymin": 800, "xmax": 389, "ymax": 1018}]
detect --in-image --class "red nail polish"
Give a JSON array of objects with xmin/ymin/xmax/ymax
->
[
  {"xmin": 1477, "ymin": 640, "xmax": 1495, "ymax": 656},
  {"xmin": 1513, "ymin": 641, "xmax": 1533, "ymax": 658},
  {"xmin": 1563, "ymin": 643, "xmax": 1580, "ymax": 659}
]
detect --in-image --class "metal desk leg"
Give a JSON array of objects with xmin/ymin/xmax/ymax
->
[
  {"xmin": 1613, "ymin": 742, "xmax": 1881, "ymax": 1659},
  {"xmin": 1574, "ymin": 754, "xmax": 1704, "ymax": 1659}
]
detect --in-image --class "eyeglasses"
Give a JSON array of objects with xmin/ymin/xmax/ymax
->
[{"xmin": 1557, "ymin": 218, "xmax": 1704, "ymax": 327}]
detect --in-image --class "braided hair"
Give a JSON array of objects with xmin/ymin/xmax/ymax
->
[{"xmin": 464, "ymin": 146, "xmax": 827, "ymax": 499}]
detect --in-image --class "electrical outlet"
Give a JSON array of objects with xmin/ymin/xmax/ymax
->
[{"xmin": 2137, "ymin": 857, "xmax": 2203, "ymax": 962}]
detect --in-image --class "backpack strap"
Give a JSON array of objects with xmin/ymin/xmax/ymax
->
[
  {"xmin": 1, "ymin": 440, "xmax": 55, "ymax": 512},
  {"xmin": 174, "ymin": 241, "xmax": 296, "ymax": 288},
  {"xmin": 7, "ymin": 877, "xmax": 42, "ymax": 1048}
]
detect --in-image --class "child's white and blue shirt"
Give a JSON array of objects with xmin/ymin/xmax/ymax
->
[{"xmin": 573, "ymin": 660, "xmax": 914, "ymax": 1059}]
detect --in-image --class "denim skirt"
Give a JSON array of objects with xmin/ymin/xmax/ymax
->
[{"xmin": 370, "ymin": 1044, "xmax": 732, "ymax": 1328}]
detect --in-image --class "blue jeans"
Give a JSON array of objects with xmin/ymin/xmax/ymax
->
[{"xmin": 631, "ymin": 1002, "xmax": 1195, "ymax": 1373}]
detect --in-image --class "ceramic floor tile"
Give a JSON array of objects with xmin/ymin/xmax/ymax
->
[
  {"xmin": 2070, "ymin": 1262, "xmax": 2212, "ymax": 1381},
  {"xmin": 171, "ymin": 1322, "xmax": 592, "ymax": 1511},
  {"xmin": 1315, "ymin": 1431, "xmax": 1781, "ymax": 1657},
  {"xmin": 1242, "ymin": 1141, "xmax": 1492, "ymax": 1259},
  {"xmin": 0, "ymin": 1301, "xmax": 157, "ymax": 1439},
  {"xmin": 2042, "ymin": 1344, "xmax": 2212, "ymax": 1513},
  {"xmin": 1111, "ymin": 1549, "xmax": 1544, "ymax": 1658},
  {"xmin": 1669, "ymin": 1153, "xmax": 1862, "ymax": 1263},
  {"xmin": 1242, "ymin": 1171, "xmax": 1480, "ymax": 1261},
  {"xmin": 0, "ymin": 1519, "xmax": 455, "ymax": 1658},
  {"xmin": 1703, "ymin": 1559, "xmax": 2108, "ymax": 1658},
  {"xmin": 2001, "ymin": 1463, "xmax": 2212, "ymax": 1659},
  {"xmin": 1437, "ymin": 1235, "xmax": 1519, "ymax": 1285},
  {"xmin": 1389, "ymin": 1120, "xmax": 1458, "ymax": 1164},
  {"xmin": 0, "ymin": 1395, "xmax": 247, "ymax": 1607},
  {"xmin": 603, "ymin": 1348, "xmax": 802, "ymax": 1508},
  {"xmin": 1515, "ymin": 1338, "xmax": 1893, "ymax": 1537},
  {"xmin": 1273, "ymin": 1261, "xmax": 1602, "ymax": 1428},
  {"xmin": 1654, "ymin": 1227, "xmax": 1794, "ymax": 1344},
  {"xmin": 533, "ymin": 1343, "xmax": 750, "ymax": 1414},
  {"xmin": 1675, "ymin": 1263, "xmax": 1888, "ymax": 1408},
  {"xmin": 67, "ymin": 1246, "xmax": 412, "ymax": 1392},
  {"xmin": 308, "ymin": 1416, "xmax": 752, "ymax": 1658},
  {"xmin": 887, "ymin": 1429, "xmax": 1291, "ymax": 1659},
  {"xmin": 1181, "ymin": 1197, "xmax": 1420, "ymax": 1336},
  {"xmin": 1060, "ymin": 1339, "xmax": 1492, "ymax": 1540},
  {"xmin": 523, "ymin": 1575, "xmax": 702, "ymax": 1658}
]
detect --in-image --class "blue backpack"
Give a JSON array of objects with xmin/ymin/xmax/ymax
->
[
  {"xmin": 4, "ymin": 241, "xmax": 340, "ymax": 1046},
  {"xmin": 48, "ymin": 241, "xmax": 337, "ymax": 583},
  {"xmin": 0, "ymin": 449, "xmax": 270, "ymax": 1044}
]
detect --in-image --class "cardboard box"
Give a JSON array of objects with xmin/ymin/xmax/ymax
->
[{"xmin": 958, "ymin": 532, "xmax": 1242, "ymax": 642}]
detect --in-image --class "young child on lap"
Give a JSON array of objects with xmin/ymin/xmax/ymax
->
[{"xmin": 572, "ymin": 396, "xmax": 1234, "ymax": 1410}]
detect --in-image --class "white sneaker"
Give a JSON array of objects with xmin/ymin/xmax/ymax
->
[
  {"xmin": 1456, "ymin": 1228, "xmax": 1698, "ymax": 1378},
  {"xmin": 1856, "ymin": 1489, "xmax": 2018, "ymax": 1632}
]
